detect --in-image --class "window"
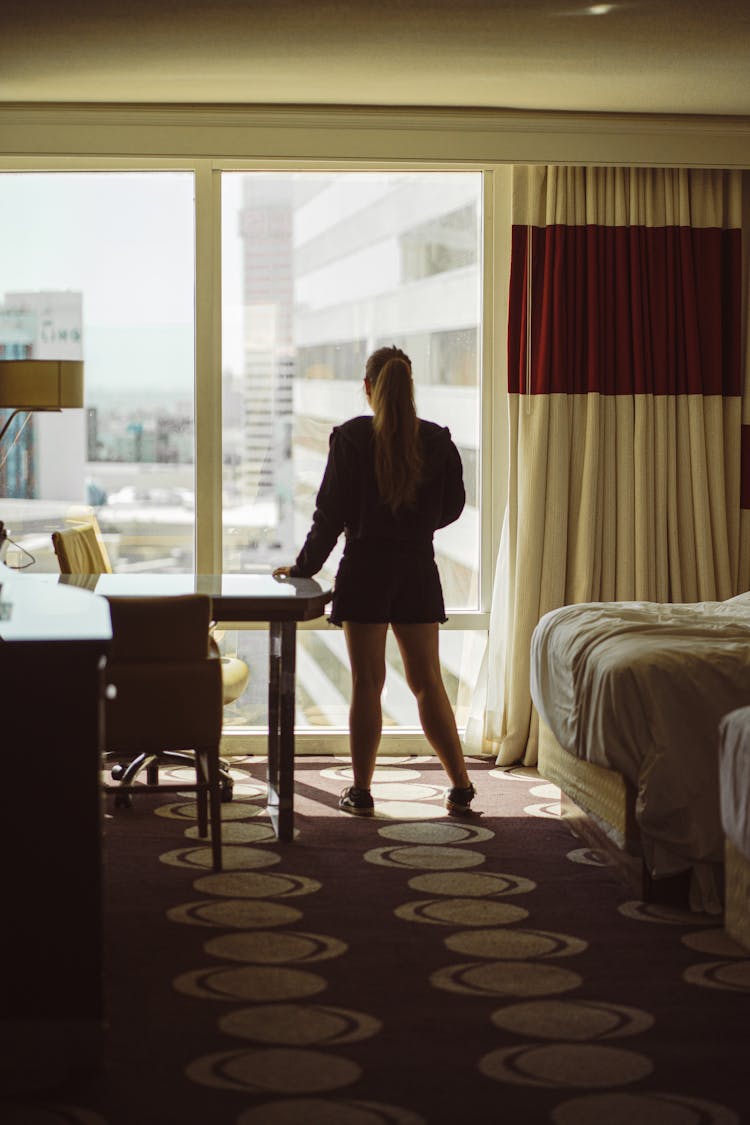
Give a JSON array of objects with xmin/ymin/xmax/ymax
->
[
  {"xmin": 222, "ymin": 172, "xmax": 484, "ymax": 730},
  {"xmin": 0, "ymin": 172, "xmax": 195, "ymax": 572},
  {"xmin": 0, "ymin": 164, "xmax": 489, "ymax": 739}
]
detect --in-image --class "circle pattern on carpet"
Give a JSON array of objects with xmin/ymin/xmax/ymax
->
[
  {"xmin": 489, "ymin": 999, "xmax": 654, "ymax": 1040},
  {"xmin": 524, "ymin": 800, "xmax": 562, "ymax": 818},
  {"xmin": 680, "ymin": 929, "xmax": 747, "ymax": 957},
  {"xmin": 167, "ymin": 899, "xmax": 302, "ymax": 930},
  {"xmin": 378, "ymin": 822, "xmax": 494, "ymax": 845},
  {"xmin": 478, "ymin": 1043, "xmax": 653, "ymax": 1087},
  {"xmin": 370, "ymin": 783, "xmax": 441, "ymax": 801},
  {"xmin": 370, "ymin": 801, "xmax": 445, "ymax": 821},
  {"xmin": 159, "ymin": 845, "xmax": 280, "ymax": 870},
  {"xmin": 566, "ymin": 847, "xmax": 608, "ymax": 867},
  {"xmin": 408, "ymin": 871, "xmax": 535, "ymax": 897},
  {"xmin": 394, "ymin": 898, "xmax": 529, "ymax": 927},
  {"xmin": 682, "ymin": 960, "xmax": 750, "ymax": 992},
  {"xmin": 618, "ymin": 901, "xmax": 721, "ymax": 926},
  {"xmin": 184, "ymin": 821, "xmax": 283, "ymax": 844},
  {"xmin": 488, "ymin": 766, "xmax": 539, "ymax": 782},
  {"xmin": 445, "ymin": 928, "xmax": 587, "ymax": 960},
  {"xmin": 364, "ymin": 845, "xmax": 485, "ymax": 870},
  {"xmin": 550, "ymin": 1091, "xmax": 741, "ymax": 1125},
  {"xmin": 173, "ymin": 965, "xmax": 327, "ymax": 1002},
  {"xmin": 430, "ymin": 960, "xmax": 581, "ymax": 997},
  {"xmin": 529, "ymin": 782, "xmax": 561, "ymax": 799},
  {"xmin": 219, "ymin": 1004, "xmax": 382, "ymax": 1046},
  {"xmin": 185, "ymin": 1047, "xmax": 361, "ymax": 1093},
  {"xmin": 236, "ymin": 1098, "xmax": 425, "ymax": 1124},
  {"xmin": 154, "ymin": 800, "xmax": 264, "ymax": 822},
  {"xmin": 203, "ymin": 930, "xmax": 347, "ymax": 964},
  {"xmin": 193, "ymin": 871, "xmax": 321, "ymax": 899},
  {"xmin": 321, "ymin": 766, "xmax": 422, "ymax": 783}
]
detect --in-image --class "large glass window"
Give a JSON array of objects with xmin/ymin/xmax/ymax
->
[
  {"xmin": 221, "ymin": 172, "xmax": 483, "ymax": 730},
  {"xmin": 0, "ymin": 167, "xmax": 485, "ymax": 736},
  {"xmin": 0, "ymin": 172, "xmax": 195, "ymax": 572}
]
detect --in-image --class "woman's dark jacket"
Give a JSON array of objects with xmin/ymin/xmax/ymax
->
[{"xmin": 290, "ymin": 415, "xmax": 465, "ymax": 578}]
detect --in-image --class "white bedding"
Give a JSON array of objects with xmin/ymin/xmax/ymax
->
[
  {"xmin": 531, "ymin": 594, "xmax": 750, "ymax": 893},
  {"xmin": 719, "ymin": 706, "xmax": 750, "ymax": 859}
]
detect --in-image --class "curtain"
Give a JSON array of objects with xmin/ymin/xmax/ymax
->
[{"xmin": 466, "ymin": 166, "xmax": 744, "ymax": 766}]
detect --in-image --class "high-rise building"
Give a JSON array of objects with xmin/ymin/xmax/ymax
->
[{"xmin": 239, "ymin": 178, "xmax": 295, "ymax": 560}]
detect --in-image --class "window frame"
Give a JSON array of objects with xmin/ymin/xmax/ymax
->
[
  {"xmin": 213, "ymin": 162, "xmax": 505, "ymax": 632},
  {"xmin": 0, "ymin": 154, "xmax": 509, "ymax": 744}
]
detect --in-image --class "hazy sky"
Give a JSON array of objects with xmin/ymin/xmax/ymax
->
[{"xmin": 0, "ymin": 171, "xmax": 245, "ymax": 398}]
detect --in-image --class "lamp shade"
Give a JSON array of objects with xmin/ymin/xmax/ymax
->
[{"xmin": 0, "ymin": 359, "xmax": 84, "ymax": 410}]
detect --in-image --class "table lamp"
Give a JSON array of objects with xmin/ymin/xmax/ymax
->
[{"xmin": 0, "ymin": 359, "xmax": 84, "ymax": 442}]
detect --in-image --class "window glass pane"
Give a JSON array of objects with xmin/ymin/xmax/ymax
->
[
  {"xmin": 0, "ymin": 172, "xmax": 195, "ymax": 573},
  {"xmin": 221, "ymin": 171, "xmax": 482, "ymax": 609},
  {"xmin": 221, "ymin": 627, "xmax": 485, "ymax": 733},
  {"xmin": 221, "ymin": 171, "xmax": 483, "ymax": 732}
]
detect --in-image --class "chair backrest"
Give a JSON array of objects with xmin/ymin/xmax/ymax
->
[
  {"xmin": 107, "ymin": 594, "xmax": 212, "ymax": 662},
  {"xmin": 105, "ymin": 594, "xmax": 222, "ymax": 751},
  {"xmin": 52, "ymin": 519, "xmax": 112, "ymax": 575}
]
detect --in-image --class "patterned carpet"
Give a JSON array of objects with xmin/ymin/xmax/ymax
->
[{"xmin": 6, "ymin": 756, "xmax": 750, "ymax": 1125}]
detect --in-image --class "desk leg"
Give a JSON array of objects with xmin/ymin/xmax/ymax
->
[{"xmin": 267, "ymin": 620, "xmax": 296, "ymax": 840}]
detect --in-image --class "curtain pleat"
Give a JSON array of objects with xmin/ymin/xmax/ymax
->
[{"xmin": 466, "ymin": 166, "xmax": 745, "ymax": 766}]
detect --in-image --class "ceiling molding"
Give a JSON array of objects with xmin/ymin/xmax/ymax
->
[{"xmin": 1, "ymin": 103, "xmax": 749, "ymax": 168}]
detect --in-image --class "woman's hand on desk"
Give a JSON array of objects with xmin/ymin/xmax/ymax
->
[{"xmin": 272, "ymin": 566, "xmax": 293, "ymax": 580}]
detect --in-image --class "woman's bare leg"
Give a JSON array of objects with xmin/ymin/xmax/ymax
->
[
  {"xmin": 343, "ymin": 622, "xmax": 388, "ymax": 789},
  {"xmin": 392, "ymin": 622, "xmax": 471, "ymax": 789}
]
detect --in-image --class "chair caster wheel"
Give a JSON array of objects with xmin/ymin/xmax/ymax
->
[
  {"xmin": 114, "ymin": 792, "xmax": 132, "ymax": 809},
  {"xmin": 111, "ymin": 763, "xmax": 125, "ymax": 780},
  {"xmin": 221, "ymin": 780, "xmax": 234, "ymax": 803}
]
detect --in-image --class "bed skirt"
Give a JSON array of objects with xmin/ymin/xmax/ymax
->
[{"xmin": 537, "ymin": 720, "xmax": 698, "ymax": 907}]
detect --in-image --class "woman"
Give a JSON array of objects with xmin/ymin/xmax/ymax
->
[{"xmin": 273, "ymin": 345, "xmax": 475, "ymax": 817}]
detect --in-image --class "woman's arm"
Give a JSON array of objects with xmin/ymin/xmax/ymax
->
[{"xmin": 282, "ymin": 428, "xmax": 348, "ymax": 578}]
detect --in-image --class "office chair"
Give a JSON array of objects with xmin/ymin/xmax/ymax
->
[
  {"xmin": 106, "ymin": 593, "xmax": 224, "ymax": 871},
  {"xmin": 52, "ymin": 518, "xmax": 250, "ymax": 801}
]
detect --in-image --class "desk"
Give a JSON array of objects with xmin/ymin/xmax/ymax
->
[
  {"xmin": 0, "ymin": 564, "xmax": 111, "ymax": 1084},
  {"xmin": 57, "ymin": 571, "xmax": 332, "ymax": 842}
]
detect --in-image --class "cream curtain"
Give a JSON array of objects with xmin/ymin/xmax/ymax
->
[{"xmin": 466, "ymin": 166, "xmax": 745, "ymax": 766}]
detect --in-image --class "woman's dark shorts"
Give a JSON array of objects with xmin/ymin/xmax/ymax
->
[{"xmin": 329, "ymin": 539, "xmax": 446, "ymax": 627}]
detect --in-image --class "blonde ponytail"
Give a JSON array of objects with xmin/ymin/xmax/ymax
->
[{"xmin": 366, "ymin": 347, "xmax": 423, "ymax": 512}]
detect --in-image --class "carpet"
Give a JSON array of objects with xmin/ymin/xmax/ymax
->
[{"xmin": 5, "ymin": 756, "xmax": 750, "ymax": 1125}]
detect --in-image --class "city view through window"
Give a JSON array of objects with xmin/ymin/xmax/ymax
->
[{"xmin": 0, "ymin": 170, "xmax": 485, "ymax": 732}]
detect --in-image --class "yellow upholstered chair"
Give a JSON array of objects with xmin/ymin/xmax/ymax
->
[
  {"xmin": 51, "ymin": 519, "xmax": 112, "ymax": 584},
  {"xmin": 52, "ymin": 518, "xmax": 250, "ymax": 801},
  {"xmin": 106, "ymin": 594, "xmax": 224, "ymax": 871}
]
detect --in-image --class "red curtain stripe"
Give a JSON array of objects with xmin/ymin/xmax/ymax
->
[{"xmin": 508, "ymin": 224, "xmax": 742, "ymax": 397}]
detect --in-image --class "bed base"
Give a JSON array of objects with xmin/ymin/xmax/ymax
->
[
  {"xmin": 725, "ymin": 839, "xmax": 750, "ymax": 951},
  {"xmin": 538, "ymin": 722, "xmax": 692, "ymax": 908}
]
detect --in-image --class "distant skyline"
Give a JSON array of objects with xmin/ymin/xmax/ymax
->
[{"xmin": 0, "ymin": 171, "xmax": 246, "ymax": 396}]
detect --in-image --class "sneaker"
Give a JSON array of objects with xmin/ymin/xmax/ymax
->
[
  {"xmin": 339, "ymin": 786, "xmax": 374, "ymax": 816},
  {"xmin": 445, "ymin": 782, "xmax": 476, "ymax": 815}
]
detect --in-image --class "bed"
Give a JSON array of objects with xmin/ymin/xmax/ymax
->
[
  {"xmin": 718, "ymin": 707, "xmax": 750, "ymax": 948},
  {"xmin": 530, "ymin": 594, "xmax": 750, "ymax": 913}
]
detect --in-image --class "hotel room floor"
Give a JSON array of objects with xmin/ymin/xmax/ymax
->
[{"xmin": 5, "ymin": 756, "xmax": 749, "ymax": 1125}]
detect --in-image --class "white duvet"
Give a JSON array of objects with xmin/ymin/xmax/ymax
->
[
  {"xmin": 719, "ymin": 706, "xmax": 750, "ymax": 858},
  {"xmin": 531, "ymin": 594, "xmax": 750, "ymax": 891}
]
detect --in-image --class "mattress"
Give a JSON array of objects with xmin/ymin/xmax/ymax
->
[
  {"xmin": 530, "ymin": 593, "xmax": 750, "ymax": 883},
  {"xmin": 718, "ymin": 706, "xmax": 750, "ymax": 859}
]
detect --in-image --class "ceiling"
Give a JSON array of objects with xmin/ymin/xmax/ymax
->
[{"xmin": 1, "ymin": 0, "xmax": 749, "ymax": 118}]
